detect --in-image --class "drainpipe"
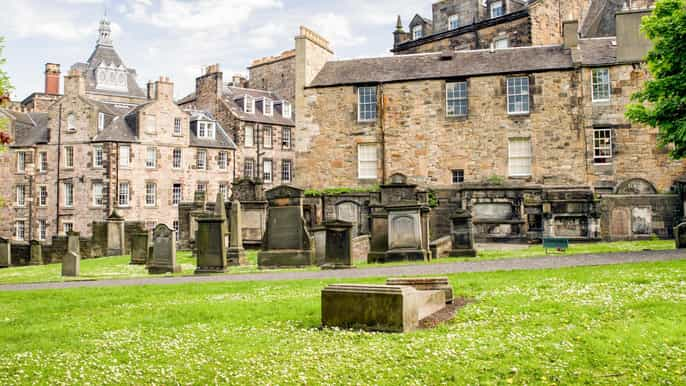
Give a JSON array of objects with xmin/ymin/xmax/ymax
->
[
  {"xmin": 379, "ymin": 83, "xmax": 387, "ymax": 184},
  {"xmin": 55, "ymin": 104, "xmax": 62, "ymax": 235}
]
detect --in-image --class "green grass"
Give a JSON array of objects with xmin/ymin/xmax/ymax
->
[{"xmin": 1, "ymin": 260, "xmax": 685, "ymax": 384}]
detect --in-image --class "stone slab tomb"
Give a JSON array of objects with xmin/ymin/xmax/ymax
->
[
  {"xmin": 386, "ymin": 277, "xmax": 454, "ymax": 304},
  {"xmin": 449, "ymin": 208, "xmax": 477, "ymax": 257},
  {"xmin": 227, "ymin": 200, "xmax": 247, "ymax": 265},
  {"xmin": 0, "ymin": 237, "xmax": 11, "ymax": 268},
  {"xmin": 321, "ymin": 284, "xmax": 446, "ymax": 333},
  {"xmin": 62, "ymin": 232, "xmax": 81, "ymax": 277},
  {"xmin": 321, "ymin": 220, "xmax": 354, "ymax": 269},
  {"xmin": 195, "ymin": 217, "xmax": 227, "ymax": 274},
  {"xmin": 130, "ymin": 232, "xmax": 149, "ymax": 265},
  {"xmin": 148, "ymin": 224, "xmax": 181, "ymax": 274},
  {"xmin": 257, "ymin": 185, "xmax": 315, "ymax": 268}
]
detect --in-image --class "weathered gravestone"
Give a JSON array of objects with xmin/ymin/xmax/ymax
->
[
  {"xmin": 148, "ymin": 224, "xmax": 181, "ymax": 274},
  {"xmin": 29, "ymin": 240, "xmax": 43, "ymax": 265},
  {"xmin": 386, "ymin": 203, "xmax": 431, "ymax": 262},
  {"xmin": 449, "ymin": 208, "xmax": 477, "ymax": 257},
  {"xmin": 321, "ymin": 284, "xmax": 446, "ymax": 333},
  {"xmin": 257, "ymin": 185, "xmax": 315, "ymax": 268},
  {"xmin": 227, "ymin": 200, "xmax": 247, "ymax": 265},
  {"xmin": 106, "ymin": 210, "xmax": 126, "ymax": 256},
  {"xmin": 675, "ymin": 223, "xmax": 686, "ymax": 249},
  {"xmin": 195, "ymin": 217, "xmax": 227, "ymax": 274},
  {"xmin": 130, "ymin": 232, "xmax": 149, "ymax": 265},
  {"xmin": 0, "ymin": 237, "xmax": 11, "ymax": 268},
  {"xmin": 321, "ymin": 220, "xmax": 354, "ymax": 269},
  {"xmin": 62, "ymin": 232, "xmax": 81, "ymax": 277},
  {"xmin": 214, "ymin": 192, "xmax": 229, "ymax": 246},
  {"xmin": 231, "ymin": 179, "xmax": 268, "ymax": 247}
]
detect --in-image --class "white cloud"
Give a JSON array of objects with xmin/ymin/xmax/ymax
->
[
  {"xmin": 308, "ymin": 13, "xmax": 366, "ymax": 49},
  {"xmin": 0, "ymin": 2, "xmax": 100, "ymax": 41}
]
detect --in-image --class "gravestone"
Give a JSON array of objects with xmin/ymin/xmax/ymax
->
[
  {"xmin": 615, "ymin": 178, "xmax": 658, "ymax": 195},
  {"xmin": 368, "ymin": 209, "xmax": 388, "ymax": 263},
  {"xmin": 29, "ymin": 240, "xmax": 43, "ymax": 265},
  {"xmin": 130, "ymin": 232, "xmax": 149, "ymax": 265},
  {"xmin": 675, "ymin": 223, "xmax": 686, "ymax": 249},
  {"xmin": 148, "ymin": 224, "xmax": 181, "ymax": 274},
  {"xmin": 0, "ymin": 237, "xmax": 10, "ymax": 268},
  {"xmin": 227, "ymin": 200, "xmax": 247, "ymax": 265},
  {"xmin": 62, "ymin": 232, "xmax": 81, "ymax": 277},
  {"xmin": 106, "ymin": 210, "xmax": 126, "ymax": 256},
  {"xmin": 385, "ymin": 204, "xmax": 430, "ymax": 262},
  {"xmin": 214, "ymin": 192, "xmax": 229, "ymax": 246},
  {"xmin": 195, "ymin": 217, "xmax": 227, "ymax": 274},
  {"xmin": 232, "ymin": 179, "xmax": 268, "ymax": 247},
  {"xmin": 321, "ymin": 220, "xmax": 354, "ymax": 269},
  {"xmin": 336, "ymin": 201, "xmax": 360, "ymax": 237},
  {"xmin": 449, "ymin": 208, "xmax": 477, "ymax": 257},
  {"xmin": 631, "ymin": 207, "xmax": 652, "ymax": 235},
  {"xmin": 257, "ymin": 185, "xmax": 315, "ymax": 268}
]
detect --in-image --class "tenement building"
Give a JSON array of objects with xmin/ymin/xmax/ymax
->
[
  {"xmin": 296, "ymin": 6, "xmax": 686, "ymax": 241},
  {"xmin": 0, "ymin": 17, "xmax": 236, "ymax": 240}
]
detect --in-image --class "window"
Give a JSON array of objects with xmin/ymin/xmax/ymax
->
[
  {"xmin": 412, "ymin": 25, "xmax": 423, "ymax": 40},
  {"xmin": 172, "ymin": 183, "xmax": 182, "ymax": 205},
  {"xmin": 64, "ymin": 146, "xmax": 74, "ymax": 168},
  {"xmin": 490, "ymin": 1, "xmax": 504, "ymax": 18},
  {"xmin": 494, "ymin": 37, "xmax": 509, "ymax": 49},
  {"xmin": 16, "ymin": 185, "xmax": 25, "ymax": 207},
  {"xmin": 218, "ymin": 151, "xmax": 228, "ymax": 170},
  {"xmin": 507, "ymin": 77, "xmax": 530, "ymax": 115},
  {"xmin": 145, "ymin": 182, "xmax": 157, "ymax": 206},
  {"xmin": 67, "ymin": 113, "xmax": 76, "ymax": 131},
  {"xmin": 449, "ymin": 14, "xmax": 459, "ymax": 30},
  {"xmin": 197, "ymin": 149, "xmax": 207, "ymax": 170},
  {"xmin": 15, "ymin": 220, "xmax": 25, "ymax": 241},
  {"xmin": 98, "ymin": 112, "xmax": 105, "ymax": 131},
  {"xmin": 508, "ymin": 138, "xmax": 532, "ymax": 177},
  {"xmin": 263, "ymin": 98, "xmax": 273, "ymax": 116},
  {"xmin": 244, "ymin": 159, "xmax": 255, "ymax": 178},
  {"xmin": 245, "ymin": 126, "xmax": 254, "ymax": 147},
  {"xmin": 16, "ymin": 152, "xmax": 26, "ymax": 173},
  {"xmin": 593, "ymin": 128, "xmax": 613, "ymax": 164},
  {"xmin": 93, "ymin": 145, "xmax": 103, "ymax": 168},
  {"xmin": 452, "ymin": 169, "xmax": 464, "ymax": 184},
  {"xmin": 145, "ymin": 114, "xmax": 156, "ymax": 134},
  {"xmin": 39, "ymin": 152, "xmax": 47, "ymax": 173},
  {"xmin": 244, "ymin": 96, "xmax": 255, "ymax": 113},
  {"xmin": 218, "ymin": 183, "xmax": 228, "ymax": 200},
  {"xmin": 64, "ymin": 182, "xmax": 74, "ymax": 207},
  {"xmin": 358, "ymin": 86, "xmax": 377, "ymax": 122},
  {"xmin": 446, "ymin": 81, "xmax": 468, "ymax": 117},
  {"xmin": 197, "ymin": 121, "xmax": 215, "ymax": 139},
  {"xmin": 173, "ymin": 148, "xmax": 182, "ymax": 169},
  {"xmin": 263, "ymin": 159, "xmax": 273, "ymax": 183},
  {"xmin": 592, "ymin": 68, "xmax": 611, "ymax": 102},
  {"xmin": 119, "ymin": 145, "xmax": 130, "ymax": 168},
  {"xmin": 118, "ymin": 182, "xmax": 130, "ymax": 207},
  {"xmin": 196, "ymin": 183, "xmax": 207, "ymax": 193},
  {"xmin": 174, "ymin": 118, "xmax": 182, "ymax": 135},
  {"xmin": 263, "ymin": 126, "xmax": 273, "ymax": 148},
  {"xmin": 63, "ymin": 223, "xmax": 73, "ymax": 235},
  {"xmin": 39, "ymin": 185, "xmax": 48, "ymax": 207},
  {"xmin": 146, "ymin": 147, "xmax": 156, "ymax": 168},
  {"xmin": 282, "ymin": 159, "xmax": 293, "ymax": 183},
  {"xmin": 282, "ymin": 101, "xmax": 291, "ymax": 118},
  {"xmin": 282, "ymin": 127, "xmax": 292, "ymax": 149},
  {"xmin": 38, "ymin": 220, "xmax": 47, "ymax": 241},
  {"xmin": 92, "ymin": 182, "xmax": 104, "ymax": 206},
  {"xmin": 358, "ymin": 144, "xmax": 378, "ymax": 179}
]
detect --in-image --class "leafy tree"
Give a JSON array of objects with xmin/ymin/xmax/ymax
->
[
  {"xmin": 626, "ymin": 0, "xmax": 686, "ymax": 159},
  {"xmin": 0, "ymin": 36, "xmax": 12, "ymax": 149}
]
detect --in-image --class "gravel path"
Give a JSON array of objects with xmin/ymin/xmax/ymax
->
[{"xmin": 1, "ymin": 249, "xmax": 684, "ymax": 292}]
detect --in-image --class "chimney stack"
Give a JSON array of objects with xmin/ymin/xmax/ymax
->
[
  {"xmin": 154, "ymin": 76, "xmax": 174, "ymax": 101},
  {"xmin": 45, "ymin": 63, "xmax": 61, "ymax": 95},
  {"xmin": 562, "ymin": 20, "xmax": 579, "ymax": 49},
  {"xmin": 616, "ymin": 9, "xmax": 653, "ymax": 63},
  {"xmin": 232, "ymin": 74, "xmax": 248, "ymax": 88},
  {"xmin": 64, "ymin": 69, "xmax": 86, "ymax": 96}
]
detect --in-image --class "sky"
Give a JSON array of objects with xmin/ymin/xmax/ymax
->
[{"xmin": 1, "ymin": 0, "xmax": 433, "ymax": 100}]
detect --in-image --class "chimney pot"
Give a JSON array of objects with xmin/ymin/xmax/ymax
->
[{"xmin": 44, "ymin": 63, "xmax": 61, "ymax": 95}]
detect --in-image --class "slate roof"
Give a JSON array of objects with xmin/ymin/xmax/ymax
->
[
  {"xmin": 189, "ymin": 111, "xmax": 237, "ymax": 149},
  {"xmin": 579, "ymin": 0, "xmax": 625, "ymax": 38},
  {"xmin": 1, "ymin": 109, "xmax": 49, "ymax": 147},
  {"xmin": 92, "ymin": 115, "xmax": 138, "ymax": 143},
  {"xmin": 573, "ymin": 38, "xmax": 618, "ymax": 66},
  {"xmin": 71, "ymin": 43, "xmax": 146, "ymax": 99},
  {"xmin": 309, "ymin": 45, "xmax": 575, "ymax": 88}
]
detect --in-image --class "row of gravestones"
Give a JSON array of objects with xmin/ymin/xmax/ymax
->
[{"xmin": 0, "ymin": 233, "xmax": 82, "ymax": 276}]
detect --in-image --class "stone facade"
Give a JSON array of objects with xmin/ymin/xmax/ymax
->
[{"xmin": 248, "ymin": 50, "xmax": 296, "ymax": 103}]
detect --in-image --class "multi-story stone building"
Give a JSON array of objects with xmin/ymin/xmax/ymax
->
[{"xmin": 0, "ymin": 17, "xmax": 236, "ymax": 241}]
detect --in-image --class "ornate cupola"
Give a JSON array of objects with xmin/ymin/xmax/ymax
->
[{"xmin": 97, "ymin": 16, "xmax": 113, "ymax": 47}]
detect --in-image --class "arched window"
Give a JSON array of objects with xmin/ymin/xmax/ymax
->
[{"xmin": 67, "ymin": 113, "xmax": 76, "ymax": 131}]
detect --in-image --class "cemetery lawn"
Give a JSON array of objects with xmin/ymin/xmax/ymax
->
[{"xmin": 1, "ymin": 260, "xmax": 685, "ymax": 385}]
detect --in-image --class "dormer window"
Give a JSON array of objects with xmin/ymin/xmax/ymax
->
[
  {"xmin": 98, "ymin": 112, "xmax": 105, "ymax": 131},
  {"xmin": 263, "ymin": 98, "xmax": 273, "ymax": 116},
  {"xmin": 197, "ymin": 121, "xmax": 215, "ymax": 139},
  {"xmin": 412, "ymin": 25, "xmax": 423, "ymax": 40},
  {"xmin": 490, "ymin": 1, "xmax": 504, "ymax": 18},
  {"xmin": 282, "ymin": 101, "xmax": 292, "ymax": 118},
  {"xmin": 449, "ymin": 14, "xmax": 459, "ymax": 30},
  {"xmin": 67, "ymin": 113, "xmax": 76, "ymax": 131},
  {"xmin": 244, "ymin": 96, "xmax": 255, "ymax": 114}
]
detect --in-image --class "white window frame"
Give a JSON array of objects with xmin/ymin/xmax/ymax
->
[
  {"xmin": 449, "ymin": 14, "xmax": 459, "ymax": 30},
  {"xmin": 67, "ymin": 113, "xmax": 76, "ymax": 131},
  {"xmin": 172, "ymin": 183, "xmax": 182, "ymax": 206},
  {"xmin": 245, "ymin": 126, "xmax": 254, "ymax": 147},
  {"xmin": 146, "ymin": 147, "xmax": 156, "ymax": 168},
  {"xmin": 38, "ymin": 219, "xmax": 47, "ymax": 241},
  {"xmin": 494, "ymin": 37, "xmax": 509, "ymax": 49},
  {"xmin": 15, "ymin": 220, "xmax": 26, "ymax": 241},
  {"xmin": 16, "ymin": 151, "xmax": 26, "ymax": 173},
  {"xmin": 174, "ymin": 117, "xmax": 182, "ymax": 135},
  {"xmin": 358, "ymin": 144, "xmax": 378, "ymax": 179},
  {"xmin": 508, "ymin": 138, "xmax": 532, "ymax": 177},
  {"xmin": 490, "ymin": 1, "xmax": 504, "ymax": 18},
  {"xmin": 218, "ymin": 151, "xmax": 228, "ymax": 170},
  {"xmin": 263, "ymin": 98, "xmax": 273, "ymax": 116},
  {"xmin": 196, "ymin": 183, "xmax": 207, "ymax": 193},
  {"xmin": 98, "ymin": 112, "xmax": 105, "ymax": 131},
  {"xmin": 358, "ymin": 86, "xmax": 377, "ymax": 122},
  {"xmin": 173, "ymin": 148, "xmax": 182, "ymax": 169},
  {"xmin": 39, "ymin": 152, "xmax": 47, "ymax": 173},
  {"xmin": 197, "ymin": 149, "xmax": 207, "ymax": 170},
  {"xmin": 282, "ymin": 159, "xmax": 292, "ymax": 183},
  {"xmin": 16, "ymin": 185, "xmax": 25, "ymax": 207},
  {"xmin": 118, "ymin": 182, "xmax": 130, "ymax": 207},
  {"xmin": 64, "ymin": 182, "xmax": 74, "ymax": 208},
  {"xmin": 263, "ymin": 126, "xmax": 273, "ymax": 149},
  {"xmin": 92, "ymin": 182, "xmax": 104, "ymax": 207},
  {"xmin": 593, "ymin": 127, "xmax": 613, "ymax": 164},
  {"xmin": 64, "ymin": 146, "xmax": 74, "ymax": 168},
  {"xmin": 39, "ymin": 185, "xmax": 48, "ymax": 207},
  {"xmin": 244, "ymin": 96, "xmax": 255, "ymax": 114},
  {"xmin": 245, "ymin": 159, "xmax": 255, "ymax": 178},
  {"xmin": 507, "ymin": 77, "xmax": 530, "ymax": 115},
  {"xmin": 282, "ymin": 101, "xmax": 291, "ymax": 118},
  {"xmin": 63, "ymin": 222, "xmax": 73, "ymax": 235},
  {"xmin": 591, "ymin": 68, "xmax": 611, "ymax": 102},
  {"xmin": 218, "ymin": 183, "xmax": 228, "ymax": 200},
  {"xmin": 412, "ymin": 25, "xmax": 423, "ymax": 40},
  {"xmin": 452, "ymin": 169, "xmax": 465, "ymax": 184},
  {"xmin": 282, "ymin": 127, "xmax": 292, "ymax": 149},
  {"xmin": 446, "ymin": 81, "xmax": 468, "ymax": 117},
  {"xmin": 145, "ymin": 182, "xmax": 157, "ymax": 207},
  {"xmin": 93, "ymin": 145, "xmax": 103, "ymax": 168},
  {"xmin": 119, "ymin": 145, "xmax": 130, "ymax": 168},
  {"xmin": 263, "ymin": 159, "xmax": 273, "ymax": 183}
]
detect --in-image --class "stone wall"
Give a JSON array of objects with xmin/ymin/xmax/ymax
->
[
  {"xmin": 529, "ymin": 0, "xmax": 588, "ymax": 46},
  {"xmin": 600, "ymin": 194, "xmax": 680, "ymax": 240},
  {"xmin": 248, "ymin": 52, "xmax": 296, "ymax": 103}
]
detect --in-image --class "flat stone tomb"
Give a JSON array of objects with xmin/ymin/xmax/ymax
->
[
  {"xmin": 321, "ymin": 284, "xmax": 446, "ymax": 333},
  {"xmin": 387, "ymin": 277, "xmax": 453, "ymax": 304},
  {"xmin": 148, "ymin": 224, "xmax": 181, "ymax": 274}
]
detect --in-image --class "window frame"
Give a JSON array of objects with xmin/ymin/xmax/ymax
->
[
  {"xmin": 218, "ymin": 183, "xmax": 229, "ymax": 201},
  {"xmin": 196, "ymin": 149, "xmax": 207, "ymax": 170},
  {"xmin": 172, "ymin": 183, "xmax": 182, "ymax": 206},
  {"xmin": 282, "ymin": 101, "xmax": 291, "ymax": 118},
  {"xmin": 282, "ymin": 127, "xmax": 292, "ymax": 149},
  {"xmin": 64, "ymin": 146, "xmax": 74, "ymax": 168},
  {"xmin": 64, "ymin": 182, "xmax": 74, "ymax": 208},
  {"xmin": 506, "ymin": 76, "xmax": 530, "ymax": 115},
  {"xmin": 591, "ymin": 68, "xmax": 611, "ymax": 102},
  {"xmin": 446, "ymin": 81, "xmax": 468, "ymax": 117},
  {"xmin": 218, "ymin": 151, "xmax": 228, "ymax": 170},
  {"xmin": 119, "ymin": 145, "xmax": 130, "ymax": 168},
  {"xmin": 15, "ymin": 220, "xmax": 26, "ymax": 241},
  {"xmin": 16, "ymin": 185, "xmax": 25, "ymax": 207},
  {"xmin": 490, "ymin": 0, "xmax": 504, "ymax": 18},
  {"xmin": 452, "ymin": 169, "xmax": 465, "ymax": 184},
  {"xmin": 145, "ymin": 147, "xmax": 157, "ymax": 169},
  {"xmin": 118, "ymin": 182, "xmax": 130, "ymax": 207},
  {"xmin": 508, "ymin": 138, "xmax": 533, "ymax": 177},
  {"xmin": 172, "ymin": 148, "xmax": 182, "ymax": 169},
  {"xmin": 494, "ymin": 37, "xmax": 509, "ymax": 49},
  {"xmin": 67, "ymin": 113, "xmax": 76, "ymax": 131},
  {"xmin": 357, "ymin": 86, "xmax": 378, "ymax": 122},
  {"xmin": 93, "ymin": 145, "xmax": 104, "ymax": 168},
  {"xmin": 263, "ymin": 159, "xmax": 273, "ymax": 183},
  {"xmin": 92, "ymin": 182, "xmax": 104, "ymax": 207},
  {"xmin": 38, "ymin": 185, "xmax": 48, "ymax": 207},
  {"xmin": 145, "ymin": 182, "xmax": 157, "ymax": 207},
  {"xmin": 357, "ymin": 143, "xmax": 378, "ymax": 179},
  {"xmin": 244, "ymin": 126, "xmax": 255, "ymax": 147},
  {"xmin": 593, "ymin": 127, "xmax": 613, "ymax": 164},
  {"xmin": 16, "ymin": 151, "xmax": 26, "ymax": 173},
  {"xmin": 263, "ymin": 98, "xmax": 273, "ymax": 116},
  {"xmin": 412, "ymin": 25, "xmax": 423, "ymax": 40},
  {"xmin": 263, "ymin": 126, "xmax": 273, "ymax": 149},
  {"xmin": 244, "ymin": 158, "xmax": 255, "ymax": 178},
  {"xmin": 449, "ymin": 14, "xmax": 460, "ymax": 30},
  {"xmin": 39, "ymin": 152, "xmax": 48, "ymax": 173},
  {"xmin": 38, "ymin": 219, "xmax": 47, "ymax": 241},
  {"xmin": 244, "ymin": 95, "xmax": 255, "ymax": 114},
  {"xmin": 281, "ymin": 159, "xmax": 293, "ymax": 183},
  {"xmin": 174, "ymin": 117, "xmax": 182, "ymax": 135},
  {"xmin": 63, "ymin": 222, "xmax": 73, "ymax": 235}
]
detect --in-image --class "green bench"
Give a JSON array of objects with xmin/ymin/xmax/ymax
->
[{"xmin": 543, "ymin": 238, "xmax": 569, "ymax": 254}]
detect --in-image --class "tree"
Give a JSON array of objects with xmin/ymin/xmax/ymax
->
[
  {"xmin": 626, "ymin": 0, "xmax": 686, "ymax": 159},
  {"xmin": 0, "ymin": 36, "xmax": 12, "ymax": 149}
]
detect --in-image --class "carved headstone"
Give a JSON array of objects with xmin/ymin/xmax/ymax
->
[
  {"xmin": 130, "ymin": 232, "xmax": 149, "ymax": 265},
  {"xmin": 336, "ymin": 201, "xmax": 360, "ymax": 237},
  {"xmin": 148, "ymin": 224, "xmax": 181, "ymax": 274},
  {"xmin": 29, "ymin": 240, "xmax": 43, "ymax": 265},
  {"xmin": 385, "ymin": 204, "xmax": 431, "ymax": 262},
  {"xmin": 321, "ymin": 220, "xmax": 354, "ymax": 269},
  {"xmin": 449, "ymin": 208, "xmax": 477, "ymax": 257},
  {"xmin": 106, "ymin": 210, "xmax": 126, "ymax": 256},
  {"xmin": 195, "ymin": 217, "xmax": 227, "ymax": 274},
  {"xmin": 227, "ymin": 200, "xmax": 246, "ymax": 265},
  {"xmin": 0, "ymin": 237, "xmax": 11, "ymax": 268},
  {"xmin": 62, "ymin": 232, "xmax": 81, "ymax": 277}
]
